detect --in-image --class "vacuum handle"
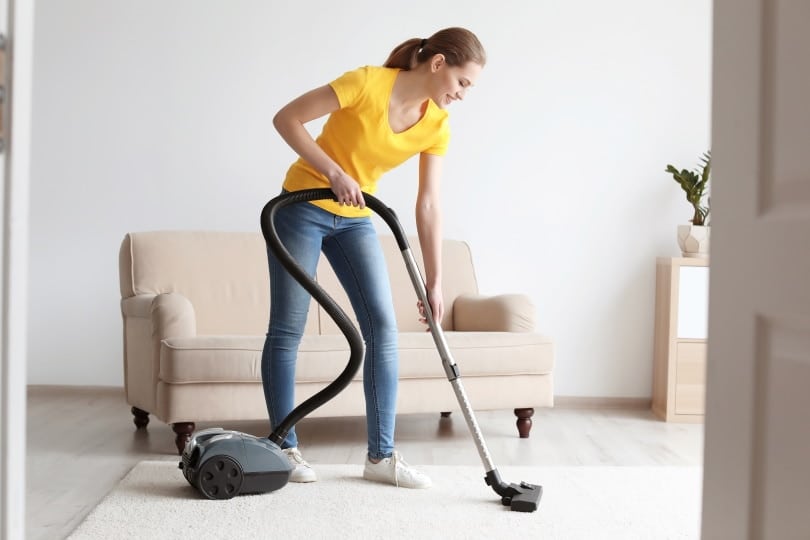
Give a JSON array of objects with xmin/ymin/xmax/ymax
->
[{"xmin": 269, "ymin": 188, "xmax": 411, "ymax": 247}]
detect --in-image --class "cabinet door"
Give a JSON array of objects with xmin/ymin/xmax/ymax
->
[
  {"xmin": 675, "ymin": 341, "xmax": 707, "ymax": 415},
  {"xmin": 677, "ymin": 266, "xmax": 709, "ymax": 339}
]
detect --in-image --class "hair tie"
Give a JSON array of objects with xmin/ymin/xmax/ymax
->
[{"xmin": 420, "ymin": 38, "xmax": 427, "ymax": 49}]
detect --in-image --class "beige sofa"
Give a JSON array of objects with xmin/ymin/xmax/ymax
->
[{"xmin": 119, "ymin": 231, "xmax": 554, "ymax": 453}]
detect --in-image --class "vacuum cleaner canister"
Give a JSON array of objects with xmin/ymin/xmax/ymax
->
[{"xmin": 179, "ymin": 428, "xmax": 292, "ymax": 499}]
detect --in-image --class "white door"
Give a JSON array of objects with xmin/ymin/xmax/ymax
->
[
  {"xmin": 1, "ymin": 1, "xmax": 34, "ymax": 539},
  {"xmin": 702, "ymin": 0, "xmax": 810, "ymax": 538}
]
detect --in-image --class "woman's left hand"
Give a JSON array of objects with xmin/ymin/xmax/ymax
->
[{"xmin": 417, "ymin": 286, "xmax": 444, "ymax": 330}]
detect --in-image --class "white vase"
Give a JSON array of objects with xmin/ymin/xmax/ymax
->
[{"xmin": 677, "ymin": 224, "xmax": 710, "ymax": 258}]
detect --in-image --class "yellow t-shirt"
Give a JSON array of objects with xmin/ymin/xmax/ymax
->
[{"xmin": 282, "ymin": 65, "xmax": 451, "ymax": 217}]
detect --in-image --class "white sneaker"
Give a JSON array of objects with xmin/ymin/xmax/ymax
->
[
  {"xmin": 282, "ymin": 447, "xmax": 317, "ymax": 483},
  {"xmin": 363, "ymin": 450, "xmax": 432, "ymax": 489}
]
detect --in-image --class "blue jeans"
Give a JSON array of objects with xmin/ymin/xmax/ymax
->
[{"xmin": 261, "ymin": 200, "xmax": 399, "ymax": 460}]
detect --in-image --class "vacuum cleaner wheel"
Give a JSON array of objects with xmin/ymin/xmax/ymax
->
[{"xmin": 197, "ymin": 455, "xmax": 244, "ymax": 500}]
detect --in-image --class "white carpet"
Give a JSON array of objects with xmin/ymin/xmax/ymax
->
[{"xmin": 68, "ymin": 461, "xmax": 702, "ymax": 540}]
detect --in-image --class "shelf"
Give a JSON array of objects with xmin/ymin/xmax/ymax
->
[{"xmin": 652, "ymin": 257, "xmax": 709, "ymax": 422}]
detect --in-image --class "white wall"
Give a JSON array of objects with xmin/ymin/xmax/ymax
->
[{"xmin": 27, "ymin": 1, "xmax": 712, "ymax": 397}]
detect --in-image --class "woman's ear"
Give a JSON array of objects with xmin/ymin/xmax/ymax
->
[{"xmin": 430, "ymin": 54, "xmax": 446, "ymax": 72}]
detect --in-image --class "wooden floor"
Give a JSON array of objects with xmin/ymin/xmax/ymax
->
[{"xmin": 26, "ymin": 386, "xmax": 704, "ymax": 540}]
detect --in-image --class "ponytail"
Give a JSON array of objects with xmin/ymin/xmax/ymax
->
[
  {"xmin": 384, "ymin": 27, "xmax": 486, "ymax": 71},
  {"xmin": 383, "ymin": 38, "xmax": 423, "ymax": 70}
]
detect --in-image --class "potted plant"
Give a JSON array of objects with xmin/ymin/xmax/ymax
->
[{"xmin": 666, "ymin": 151, "xmax": 711, "ymax": 258}]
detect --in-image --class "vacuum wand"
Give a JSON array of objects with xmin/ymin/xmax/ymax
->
[{"xmin": 262, "ymin": 189, "xmax": 542, "ymax": 512}]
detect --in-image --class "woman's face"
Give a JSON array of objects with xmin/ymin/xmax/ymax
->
[{"xmin": 430, "ymin": 58, "xmax": 483, "ymax": 109}]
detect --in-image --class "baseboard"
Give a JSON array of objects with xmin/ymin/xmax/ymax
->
[
  {"xmin": 554, "ymin": 396, "xmax": 652, "ymax": 410},
  {"xmin": 27, "ymin": 384, "xmax": 123, "ymax": 394}
]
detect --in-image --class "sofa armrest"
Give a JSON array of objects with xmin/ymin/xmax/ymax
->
[
  {"xmin": 453, "ymin": 293, "xmax": 535, "ymax": 332},
  {"xmin": 151, "ymin": 293, "xmax": 197, "ymax": 340},
  {"xmin": 120, "ymin": 293, "xmax": 196, "ymax": 415},
  {"xmin": 121, "ymin": 294, "xmax": 156, "ymax": 408}
]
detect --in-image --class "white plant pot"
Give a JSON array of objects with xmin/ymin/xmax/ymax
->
[{"xmin": 677, "ymin": 224, "xmax": 710, "ymax": 258}]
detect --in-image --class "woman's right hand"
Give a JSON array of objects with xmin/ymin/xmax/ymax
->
[{"xmin": 329, "ymin": 172, "xmax": 366, "ymax": 209}]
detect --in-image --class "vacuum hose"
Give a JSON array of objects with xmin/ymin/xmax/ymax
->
[
  {"xmin": 259, "ymin": 189, "xmax": 408, "ymax": 446},
  {"xmin": 261, "ymin": 188, "xmax": 542, "ymax": 512}
]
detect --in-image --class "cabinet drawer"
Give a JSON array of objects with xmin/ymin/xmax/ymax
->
[{"xmin": 675, "ymin": 342, "xmax": 707, "ymax": 415}]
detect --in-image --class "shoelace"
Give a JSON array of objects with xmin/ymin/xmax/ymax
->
[
  {"xmin": 285, "ymin": 449, "xmax": 307, "ymax": 466},
  {"xmin": 391, "ymin": 451, "xmax": 423, "ymax": 487}
]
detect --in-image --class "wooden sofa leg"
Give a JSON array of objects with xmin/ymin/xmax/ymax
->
[
  {"xmin": 131, "ymin": 407, "xmax": 149, "ymax": 429},
  {"xmin": 514, "ymin": 408, "xmax": 534, "ymax": 438},
  {"xmin": 172, "ymin": 422, "xmax": 196, "ymax": 455}
]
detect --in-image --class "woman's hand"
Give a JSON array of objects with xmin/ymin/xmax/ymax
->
[
  {"xmin": 329, "ymin": 172, "xmax": 365, "ymax": 208},
  {"xmin": 417, "ymin": 286, "xmax": 444, "ymax": 330}
]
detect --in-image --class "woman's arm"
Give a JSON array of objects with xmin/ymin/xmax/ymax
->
[
  {"xmin": 415, "ymin": 152, "xmax": 445, "ymax": 325},
  {"xmin": 273, "ymin": 85, "xmax": 365, "ymax": 207}
]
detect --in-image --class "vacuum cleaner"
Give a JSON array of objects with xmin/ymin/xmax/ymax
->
[{"xmin": 179, "ymin": 188, "xmax": 543, "ymax": 512}]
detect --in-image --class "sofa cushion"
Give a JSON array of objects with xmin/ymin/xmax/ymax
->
[
  {"xmin": 390, "ymin": 332, "xmax": 553, "ymax": 380},
  {"xmin": 159, "ymin": 332, "xmax": 554, "ymax": 385}
]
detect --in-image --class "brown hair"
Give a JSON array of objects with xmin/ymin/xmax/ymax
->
[{"xmin": 384, "ymin": 27, "xmax": 486, "ymax": 71}]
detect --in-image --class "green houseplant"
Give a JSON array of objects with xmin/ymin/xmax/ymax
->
[
  {"xmin": 666, "ymin": 151, "xmax": 711, "ymax": 226},
  {"xmin": 665, "ymin": 151, "xmax": 711, "ymax": 257}
]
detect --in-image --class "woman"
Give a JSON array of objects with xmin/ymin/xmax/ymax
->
[{"xmin": 263, "ymin": 27, "xmax": 486, "ymax": 489}]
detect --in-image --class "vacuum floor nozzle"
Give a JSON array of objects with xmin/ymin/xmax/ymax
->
[
  {"xmin": 505, "ymin": 481, "xmax": 543, "ymax": 512},
  {"xmin": 486, "ymin": 470, "xmax": 543, "ymax": 512}
]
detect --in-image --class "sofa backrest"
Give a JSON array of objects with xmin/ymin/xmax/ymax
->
[
  {"xmin": 120, "ymin": 231, "xmax": 283, "ymax": 336},
  {"xmin": 119, "ymin": 231, "xmax": 479, "ymax": 335}
]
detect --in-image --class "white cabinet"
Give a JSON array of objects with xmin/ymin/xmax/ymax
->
[{"xmin": 652, "ymin": 257, "xmax": 709, "ymax": 422}]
